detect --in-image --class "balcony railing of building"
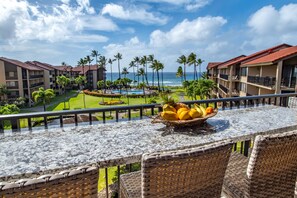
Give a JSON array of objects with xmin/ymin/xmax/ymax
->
[
  {"xmin": 231, "ymin": 89, "xmax": 240, "ymax": 96},
  {"xmin": 219, "ymin": 84, "xmax": 228, "ymax": 94},
  {"xmin": 219, "ymin": 74, "xmax": 229, "ymax": 80},
  {"xmin": 30, "ymin": 74, "xmax": 44, "ymax": 79},
  {"xmin": 0, "ymin": 93, "xmax": 296, "ymax": 197},
  {"xmin": 5, "ymin": 72, "xmax": 18, "ymax": 80},
  {"xmin": 6, "ymin": 85, "xmax": 19, "ymax": 89},
  {"xmin": 30, "ymin": 82, "xmax": 44, "ymax": 88},
  {"xmin": 247, "ymin": 76, "xmax": 276, "ymax": 87},
  {"xmin": 281, "ymin": 77, "xmax": 296, "ymax": 88}
]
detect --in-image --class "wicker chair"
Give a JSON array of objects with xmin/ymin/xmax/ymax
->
[
  {"xmin": 223, "ymin": 130, "xmax": 297, "ymax": 198},
  {"xmin": 0, "ymin": 166, "xmax": 99, "ymax": 198},
  {"xmin": 120, "ymin": 140, "xmax": 233, "ymax": 198}
]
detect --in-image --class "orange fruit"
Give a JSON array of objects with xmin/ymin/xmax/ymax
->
[{"xmin": 206, "ymin": 107, "xmax": 214, "ymax": 114}]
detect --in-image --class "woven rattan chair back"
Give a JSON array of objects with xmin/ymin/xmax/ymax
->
[
  {"xmin": 141, "ymin": 141, "xmax": 233, "ymax": 198},
  {"xmin": 0, "ymin": 166, "xmax": 98, "ymax": 198},
  {"xmin": 246, "ymin": 131, "xmax": 297, "ymax": 197}
]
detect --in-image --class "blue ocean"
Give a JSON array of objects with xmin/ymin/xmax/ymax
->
[{"xmin": 106, "ymin": 72, "xmax": 201, "ymax": 86}]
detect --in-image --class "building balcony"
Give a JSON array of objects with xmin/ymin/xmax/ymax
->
[
  {"xmin": 281, "ymin": 77, "xmax": 296, "ymax": 89},
  {"xmin": 219, "ymin": 84, "xmax": 228, "ymax": 94},
  {"xmin": 30, "ymin": 74, "xmax": 44, "ymax": 79},
  {"xmin": 6, "ymin": 86, "xmax": 19, "ymax": 89},
  {"xmin": 30, "ymin": 82, "xmax": 44, "ymax": 88},
  {"xmin": 5, "ymin": 72, "xmax": 18, "ymax": 80},
  {"xmin": 247, "ymin": 76, "xmax": 276, "ymax": 88},
  {"xmin": 219, "ymin": 74, "xmax": 229, "ymax": 80},
  {"xmin": 231, "ymin": 89, "xmax": 240, "ymax": 96}
]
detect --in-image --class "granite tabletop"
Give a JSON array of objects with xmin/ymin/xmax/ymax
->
[{"xmin": 0, "ymin": 105, "xmax": 297, "ymax": 181}]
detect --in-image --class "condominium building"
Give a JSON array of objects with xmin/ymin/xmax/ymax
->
[
  {"xmin": 0, "ymin": 57, "xmax": 106, "ymax": 104},
  {"xmin": 207, "ymin": 44, "xmax": 297, "ymax": 98}
]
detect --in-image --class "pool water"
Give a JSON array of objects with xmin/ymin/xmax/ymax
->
[{"xmin": 112, "ymin": 89, "xmax": 144, "ymax": 95}]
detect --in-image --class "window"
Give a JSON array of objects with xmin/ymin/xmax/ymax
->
[
  {"xmin": 240, "ymin": 67, "xmax": 247, "ymax": 76},
  {"xmin": 240, "ymin": 83, "xmax": 247, "ymax": 92},
  {"xmin": 9, "ymin": 72, "xmax": 15, "ymax": 77},
  {"xmin": 6, "ymin": 81, "xmax": 17, "ymax": 87}
]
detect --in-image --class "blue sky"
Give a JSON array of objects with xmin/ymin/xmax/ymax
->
[{"xmin": 1, "ymin": 0, "xmax": 297, "ymax": 72}]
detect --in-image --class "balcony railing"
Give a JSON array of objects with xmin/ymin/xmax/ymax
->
[
  {"xmin": 30, "ymin": 82, "xmax": 44, "ymax": 88},
  {"xmin": 219, "ymin": 74, "xmax": 229, "ymax": 80},
  {"xmin": 219, "ymin": 84, "xmax": 228, "ymax": 94},
  {"xmin": 0, "ymin": 93, "xmax": 296, "ymax": 197},
  {"xmin": 281, "ymin": 77, "xmax": 296, "ymax": 88},
  {"xmin": 5, "ymin": 72, "xmax": 18, "ymax": 80},
  {"xmin": 247, "ymin": 76, "xmax": 276, "ymax": 87},
  {"xmin": 30, "ymin": 74, "xmax": 44, "ymax": 79}
]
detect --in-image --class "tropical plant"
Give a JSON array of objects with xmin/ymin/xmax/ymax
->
[
  {"xmin": 152, "ymin": 60, "xmax": 164, "ymax": 91},
  {"xmin": 188, "ymin": 52, "xmax": 197, "ymax": 80},
  {"xmin": 137, "ymin": 68, "xmax": 145, "ymax": 84},
  {"xmin": 201, "ymin": 72, "xmax": 208, "ymax": 79},
  {"xmin": 114, "ymin": 53, "xmax": 122, "ymax": 79},
  {"xmin": 134, "ymin": 56, "xmax": 140, "ymax": 85},
  {"xmin": 57, "ymin": 75, "xmax": 70, "ymax": 109},
  {"xmin": 177, "ymin": 55, "xmax": 187, "ymax": 81},
  {"xmin": 148, "ymin": 54, "xmax": 155, "ymax": 86},
  {"xmin": 91, "ymin": 50, "xmax": 100, "ymax": 65},
  {"xmin": 78, "ymin": 58, "xmax": 87, "ymax": 76},
  {"xmin": 97, "ymin": 80, "xmax": 105, "ymax": 93},
  {"xmin": 122, "ymin": 67, "xmax": 129, "ymax": 78},
  {"xmin": 0, "ymin": 104, "xmax": 20, "ymax": 115},
  {"xmin": 105, "ymin": 80, "xmax": 113, "ymax": 90},
  {"xmin": 61, "ymin": 62, "xmax": 67, "ymax": 66},
  {"xmin": 176, "ymin": 66, "xmax": 183, "ymax": 84},
  {"xmin": 122, "ymin": 77, "xmax": 132, "ymax": 105},
  {"xmin": 75, "ymin": 75, "xmax": 87, "ymax": 108},
  {"xmin": 85, "ymin": 55, "xmax": 93, "ymax": 88},
  {"xmin": 197, "ymin": 58, "xmax": 204, "ymax": 80},
  {"xmin": 32, "ymin": 87, "xmax": 55, "ymax": 111},
  {"xmin": 108, "ymin": 58, "xmax": 115, "ymax": 82},
  {"xmin": 99, "ymin": 55, "xmax": 107, "ymax": 69},
  {"xmin": 140, "ymin": 56, "xmax": 149, "ymax": 86},
  {"xmin": 139, "ymin": 82, "xmax": 147, "ymax": 103},
  {"xmin": 114, "ymin": 79, "xmax": 123, "ymax": 94},
  {"xmin": 129, "ymin": 61, "xmax": 136, "ymax": 84},
  {"xmin": 14, "ymin": 97, "xmax": 27, "ymax": 108},
  {"xmin": 186, "ymin": 79, "xmax": 216, "ymax": 100},
  {"xmin": 0, "ymin": 84, "xmax": 9, "ymax": 101}
]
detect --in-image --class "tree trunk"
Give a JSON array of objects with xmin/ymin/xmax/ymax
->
[
  {"xmin": 118, "ymin": 60, "xmax": 121, "ymax": 79},
  {"xmin": 111, "ymin": 64, "xmax": 113, "ymax": 82},
  {"xmin": 43, "ymin": 100, "xmax": 46, "ymax": 111},
  {"xmin": 184, "ymin": 63, "xmax": 186, "ymax": 81},
  {"xmin": 152, "ymin": 70, "xmax": 154, "ymax": 87},
  {"xmin": 145, "ymin": 63, "xmax": 149, "ymax": 86},
  {"xmin": 157, "ymin": 71, "xmax": 160, "ymax": 91},
  {"xmin": 161, "ymin": 70, "xmax": 164, "ymax": 91}
]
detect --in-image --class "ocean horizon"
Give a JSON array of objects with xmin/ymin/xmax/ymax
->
[{"xmin": 106, "ymin": 72, "xmax": 202, "ymax": 86}]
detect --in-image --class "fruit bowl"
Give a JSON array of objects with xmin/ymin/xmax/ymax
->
[{"xmin": 151, "ymin": 109, "xmax": 218, "ymax": 127}]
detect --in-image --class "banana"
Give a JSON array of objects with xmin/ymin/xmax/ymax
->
[
  {"xmin": 194, "ymin": 103, "xmax": 203, "ymax": 116},
  {"xmin": 198, "ymin": 105, "xmax": 207, "ymax": 117}
]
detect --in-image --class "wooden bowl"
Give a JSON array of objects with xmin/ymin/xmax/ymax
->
[{"xmin": 151, "ymin": 109, "xmax": 218, "ymax": 127}]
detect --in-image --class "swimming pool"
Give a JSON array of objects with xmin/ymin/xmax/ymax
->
[{"xmin": 112, "ymin": 89, "xmax": 144, "ymax": 95}]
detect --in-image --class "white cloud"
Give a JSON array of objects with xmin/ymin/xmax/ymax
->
[
  {"xmin": 247, "ymin": 4, "xmax": 297, "ymax": 47},
  {"xmin": 144, "ymin": 0, "xmax": 211, "ymax": 11},
  {"xmin": 150, "ymin": 16, "xmax": 227, "ymax": 47},
  {"xmin": 102, "ymin": 3, "xmax": 168, "ymax": 25},
  {"xmin": 0, "ymin": 0, "xmax": 117, "ymax": 43}
]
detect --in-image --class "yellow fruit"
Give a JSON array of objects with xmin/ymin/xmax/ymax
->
[
  {"xmin": 177, "ymin": 108, "xmax": 189, "ymax": 117},
  {"xmin": 198, "ymin": 105, "xmax": 207, "ymax": 117},
  {"xmin": 174, "ymin": 103, "xmax": 190, "ymax": 111},
  {"xmin": 161, "ymin": 111, "xmax": 178, "ymax": 120},
  {"xmin": 189, "ymin": 108, "xmax": 202, "ymax": 118},
  {"xmin": 162, "ymin": 104, "xmax": 176, "ymax": 113},
  {"xmin": 178, "ymin": 110, "xmax": 191, "ymax": 120}
]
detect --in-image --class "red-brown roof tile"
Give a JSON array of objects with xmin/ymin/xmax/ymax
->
[
  {"xmin": 217, "ymin": 55, "xmax": 246, "ymax": 69},
  {"xmin": 242, "ymin": 46, "xmax": 297, "ymax": 66},
  {"xmin": 26, "ymin": 61, "xmax": 56, "ymax": 71},
  {"xmin": 206, "ymin": 62, "xmax": 222, "ymax": 69},
  {"xmin": 0, "ymin": 57, "xmax": 42, "ymax": 71}
]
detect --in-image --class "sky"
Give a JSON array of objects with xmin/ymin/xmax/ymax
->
[{"xmin": 1, "ymin": 0, "xmax": 297, "ymax": 72}]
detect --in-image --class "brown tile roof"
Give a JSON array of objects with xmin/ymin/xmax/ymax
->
[
  {"xmin": 0, "ymin": 57, "xmax": 42, "ymax": 71},
  {"xmin": 72, "ymin": 65, "xmax": 99, "ymax": 74},
  {"xmin": 206, "ymin": 62, "xmax": 222, "ymax": 69},
  {"xmin": 54, "ymin": 66, "xmax": 73, "ymax": 71},
  {"xmin": 217, "ymin": 55, "xmax": 246, "ymax": 69},
  {"xmin": 242, "ymin": 46, "xmax": 297, "ymax": 66},
  {"xmin": 26, "ymin": 61, "xmax": 56, "ymax": 71}
]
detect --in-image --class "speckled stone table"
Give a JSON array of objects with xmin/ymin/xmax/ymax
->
[{"xmin": 0, "ymin": 105, "xmax": 297, "ymax": 181}]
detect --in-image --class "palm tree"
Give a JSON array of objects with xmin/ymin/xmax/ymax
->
[
  {"xmin": 0, "ymin": 84, "xmax": 9, "ymax": 102},
  {"xmin": 134, "ymin": 56, "xmax": 140, "ymax": 86},
  {"xmin": 57, "ymin": 75, "xmax": 70, "ymax": 109},
  {"xmin": 188, "ymin": 52, "xmax": 197, "ymax": 80},
  {"xmin": 114, "ymin": 53, "xmax": 122, "ymax": 79},
  {"xmin": 122, "ymin": 67, "xmax": 129, "ymax": 78},
  {"xmin": 139, "ymin": 82, "xmax": 147, "ymax": 104},
  {"xmin": 176, "ymin": 66, "xmax": 183, "ymax": 84},
  {"xmin": 75, "ymin": 75, "xmax": 87, "ymax": 108},
  {"xmin": 91, "ymin": 50, "xmax": 100, "ymax": 65},
  {"xmin": 177, "ymin": 55, "xmax": 187, "ymax": 81},
  {"xmin": 32, "ymin": 87, "xmax": 55, "ymax": 111},
  {"xmin": 108, "ymin": 58, "xmax": 115, "ymax": 82},
  {"xmin": 129, "ymin": 61, "xmax": 136, "ymax": 84},
  {"xmin": 137, "ymin": 68, "xmax": 145, "ymax": 84},
  {"xmin": 85, "ymin": 55, "xmax": 93, "ymax": 88},
  {"xmin": 152, "ymin": 60, "xmax": 164, "ymax": 91},
  {"xmin": 78, "ymin": 58, "xmax": 87, "ymax": 76},
  {"xmin": 197, "ymin": 58, "xmax": 204, "ymax": 80},
  {"xmin": 148, "ymin": 54, "xmax": 155, "ymax": 87},
  {"xmin": 61, "ymin": 62, "xmax": 67, "ymax": 66},
  {"xmin": 140, "ymin": 56, "xmax": 149, "ymax": 86}
]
